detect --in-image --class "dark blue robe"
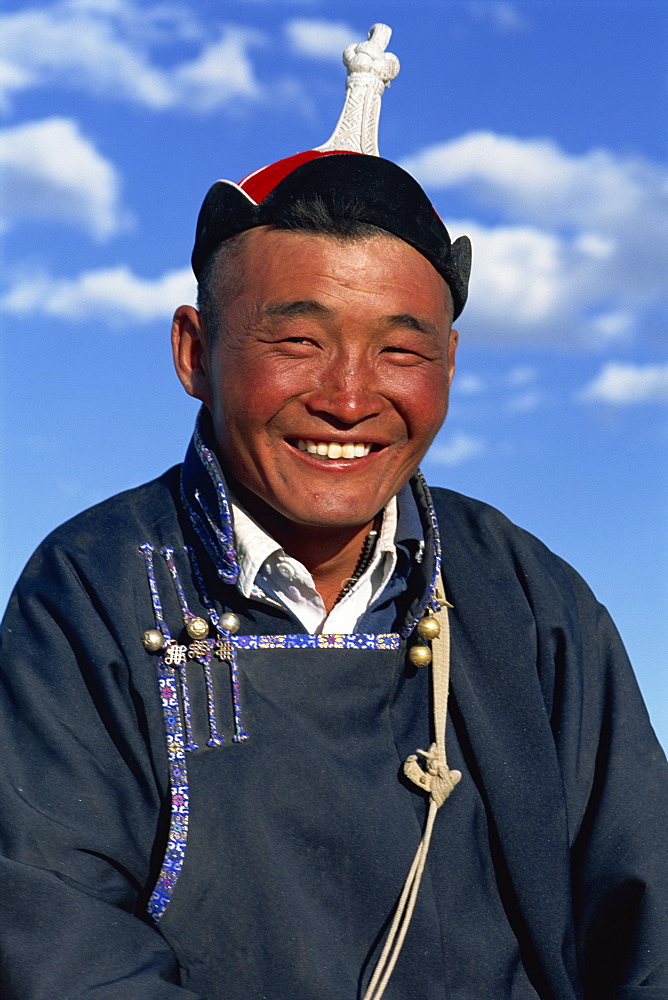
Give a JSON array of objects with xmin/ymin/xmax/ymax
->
[{"xmin": 0, "ymin": 427, "xmax": 665, "ymax": 999}]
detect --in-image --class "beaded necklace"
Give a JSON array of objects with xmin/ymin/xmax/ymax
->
[{"xmin": 336, "ymin": 512, "xmax": 383, "ymax": 604}]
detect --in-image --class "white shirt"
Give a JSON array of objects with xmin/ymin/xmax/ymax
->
[{"xmin": 232, "ymin": 499, "xmax": 398, "ymax": 634}]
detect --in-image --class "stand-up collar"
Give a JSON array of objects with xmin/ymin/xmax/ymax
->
[
  {"xmin": 179, "ymin": 408, "xmax": 442, "ymax": 636},
  {"xmin": 180, "ymin": 409, "xmax": 239, "ymax": 584}
]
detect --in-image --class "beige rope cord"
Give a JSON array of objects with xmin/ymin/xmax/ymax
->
[{"xmin": 363, "ymin": 576, "xmax": 461, "ymax": 1000}]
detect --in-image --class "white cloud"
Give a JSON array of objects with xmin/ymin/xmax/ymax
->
[
  {"xmin": 453, "ymin": 373, "xmax": 485, "ymax": 395},
  {"xmin": 399, "ymin": 131, "xmax": 667, "ymax": 345},
  {"xmin": 0, "ymin": 0, "xmax": 266, "ymax": 112},
  {"xmin": 0, "ymin": 117, "xmax": 125, "ymax": 239},
  {"xmin": 0, "ymin": 60, "xmax": 34, "ymax": 111},
  {"xmin": 579, "ymin": 362, "xmax": 668, "ymax": 405},
  {"xmin": 507, "ymin": 389, "xmax": 541, "ymax": 413},
  {"xmin": 285, "ymin": 19, "xmax": 359, "ymax": 60},
  {"xmin": 589, "ymin": 310, "xmax": 634, "ymax": 342},
  {"xmin": 172, "ymin": 27, "xmax": 264, "ymax": 111},
  {"xmin": 449, "ymin": 214, "xmax": 663, "ymax": 345},
  {"xmin": 507, "ymin": 366, "xmax": 537, "ymax": 387},
  {"xmin": 460, "ymin": 220, "xmax": 566, "ymax": 328},
  {"xmin": 402, "ymin": 131, "xmax": 666, "ymax": 233},
  {"xmin": 574, "ymin": 233, "xmax": 615, "ymax": 260},
  {"xmin": 467, "ymin": 2, "xmax": 528, "ymax": 33},
  {"xmin": 0, "ymin": 264, "xmax": 196, "ymax": 324},
  {"xmin": 427, "ymin": 432, "xmax": 486, "ymax": 465}
]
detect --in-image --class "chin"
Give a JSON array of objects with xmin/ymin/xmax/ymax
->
[{"xmin": 280, "ymin": 499, "xmax": 385, "ymax": 530}]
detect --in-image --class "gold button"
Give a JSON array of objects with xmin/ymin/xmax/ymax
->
[
  {"xmin": 416, "ymin": 616, "xmax": 440, "ymax": 641},
  {"xmin": 219, "ymin": 612, "xmax": 241, "ymax": 635},
  {"xmin": 186, "ymin": 616, "xmax": 209, "ymax": 639},
  {"xmin": 141, "ymin": 628, "xmax": 164, "ymax": 652},
  {"xmin": 407, "ymin": 644, "xmax": 432, "ymax": 667},
  {"xmin": 186, "ymin": 618, "xmax": 209, "ymax": 639}
]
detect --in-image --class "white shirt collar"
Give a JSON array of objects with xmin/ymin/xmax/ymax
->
[{"xmin": 231, "ymin": 498, "xmax": 398, "ymax": 633}]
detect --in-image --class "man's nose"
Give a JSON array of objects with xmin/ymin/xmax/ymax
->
[{"xmin": 304, "ymin": 357, "xmax": 384, "ymax": 427}]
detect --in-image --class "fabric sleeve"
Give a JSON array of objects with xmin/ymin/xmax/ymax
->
[
  {"xmin": 0, "ymin": 539, "xmax": 202, "ymax": 999},
  {"xmin": 562, "ymin": 599, "xmax": 668, "ymax": 999}
]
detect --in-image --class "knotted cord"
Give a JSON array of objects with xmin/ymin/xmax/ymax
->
[{"xmin": 363, "ymin": 575, "xmax": 461, "ymax": 1000}]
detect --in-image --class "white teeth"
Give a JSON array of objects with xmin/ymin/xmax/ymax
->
[{"xmin": 295, "ymin": 439, "xmax": 373, "ymax": 460}]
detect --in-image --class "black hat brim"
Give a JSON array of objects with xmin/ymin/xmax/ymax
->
[{"xmin": 192, "ymin": 153, "xmax": 471, "ymax": 320}]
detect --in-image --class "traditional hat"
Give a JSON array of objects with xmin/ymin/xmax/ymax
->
[{"xmin": 192, "ymin": 24, "xmax": 472, "ymax": 319}]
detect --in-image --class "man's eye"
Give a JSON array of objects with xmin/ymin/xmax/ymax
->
[
  {"xmin": 266, "ymin": 336, "xmax": 316, "ymax": 350},
  {"xmin": 381, "ymin": 345, "xmax": 423, "ymax": 359}
]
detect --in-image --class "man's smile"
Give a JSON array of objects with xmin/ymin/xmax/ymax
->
[{"xmin": 290, "ymin": 438, "xmax": 378, "ymax": 460}]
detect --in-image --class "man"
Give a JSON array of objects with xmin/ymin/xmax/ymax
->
[{"xmin": 0, "ymin": 25, "xmax": 665, "ymax": 1000}]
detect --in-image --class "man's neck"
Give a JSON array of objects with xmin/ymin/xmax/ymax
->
[{"xmin": 226, "ymin": 477, "xmax": 377, "ymax": 614}]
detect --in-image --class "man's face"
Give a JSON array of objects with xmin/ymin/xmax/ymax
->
[{"xmin": 180, "ymin": 227, "xmax": 457, "ymax": 532}]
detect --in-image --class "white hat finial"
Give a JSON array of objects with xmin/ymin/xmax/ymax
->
[{"xmin": 315, "ymin": 24, "xmax": 400, "ymax": 156}]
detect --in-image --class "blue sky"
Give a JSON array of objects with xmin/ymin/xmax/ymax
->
[{"xmin": 1, "ymin": 0, "xmax": 666, "ymax": 748}]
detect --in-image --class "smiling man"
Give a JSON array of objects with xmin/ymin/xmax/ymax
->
[
  {"xmin": 173, "ymin": 226, "xmax": 457, "ymax": 617},
  {"xmin": 0, "ymin": 25, "xmax": 666, "ymax": 1000}
]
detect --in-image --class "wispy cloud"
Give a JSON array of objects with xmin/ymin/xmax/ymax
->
[
  {"xmin": 427, "ymin": 432, "xmax": 486, "ymax": 465},
  {"xmin": 0, "ymin": 117, "xmax": 126, "ymax": 239},
  {"xmin": 0, "ymin": 264, "xmax": 196, "ymax": 324},
  {"xmin": 507, "ymin": 366, "xmax": 537, "ymax": 387},
  {"xmin": 0, "ymin": 0, "xmax": 266, "ymax": 112},
  {"xmin": 578, "ymin": 362, "xmax": 668, "ymax": 405},
  {"xmin": 402, "ymin": 131, "xmax": 668, "ymax": 346},
  {"xmin": 172, "ymin": 27, "xmax": 264, "ymax": 110},
  {"xmin": 285, "ymin": 18, "xmax": 359, "ymax": 61},
  {"xmin": 403, "ymin": 132, "xmax": 665, "ymax": 232},
  {"xmin": 467, "ymin": 2, "xmax": 528, "ymax": 33},
  {"xmin": 507, "ymin": 389, "xmax": 541, "ymax": 413},
  {"xmin": 453, "ymin": 373, "xmax": 486, "ymax": 395}
]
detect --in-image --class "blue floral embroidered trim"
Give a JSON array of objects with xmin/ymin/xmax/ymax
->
[
  {"xmin": 161, "ymin": 546, "xmax": 194, "ymax": 623},
  {"xmin": 139, "ymin": 543, "xmax": 172, "ymax": 643},
  {"xmin": 234, "ymin": 633, "xmax": 400, "ymax": 650},
  {"xmin": 401, "ymin": 471, "xmax": 443, "ymax": 636},
  {"xmin": 184, "ymin": 418, "xmax": 238, "ymax": 584},
  {"xmin": 148, "ymin": 665, "xmax": 189, "ymax": 923},
  {"xmin": 187, "ymin": 544, "xmax": 248, "ymax": 743}
]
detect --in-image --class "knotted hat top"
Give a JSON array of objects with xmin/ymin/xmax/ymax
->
[{"xmin": 192, "ymin": 24, "xmax": 471, "ymax": 320}]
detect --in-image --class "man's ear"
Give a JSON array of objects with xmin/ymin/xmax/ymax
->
[
  {"xmin": 447, "ymin": 328, "xmax": 459, "ymax": 385},
  {"xmin": 171, "ymin": 305, "xmax": 213, "ymax": 409}
]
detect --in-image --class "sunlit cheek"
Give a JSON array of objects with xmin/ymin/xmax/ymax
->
[{"xmin": 388, "ymin": 371, "xmax": 449, "ymax": 438}]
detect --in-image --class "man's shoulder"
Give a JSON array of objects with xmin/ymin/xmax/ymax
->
[
  {"xmin": 49, "ymin": 466, "xmax": 181, "ymax": 541},
  {"xmin": 16, "ymin": 466, "xmax": 184, "ymax": 593},
  {"xmin": 428, "ymin": 483, "xmax": 544, "ymax": 546},
  {"xmin": 427, "ymin": 484, "xmax": 594, "ymax": 606}
]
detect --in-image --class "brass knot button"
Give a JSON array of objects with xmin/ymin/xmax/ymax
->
[
  {"xmin": 416, "ymin": 615, "xmax": 440, "ymax": 641},
  {"xmin": 219, "ymin": 612, "xmax": 241, "ymax": 635},
  {"xmin": 141, "ymin": 628, "xmax": 164, "ymax": 653},
  {"xmin": 186, "ymin": 616, "xmax": 209, "ymax": 639},
  {"xmin": 408, "ymin": 644, "xmax": 432, "ymax": 668}
]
